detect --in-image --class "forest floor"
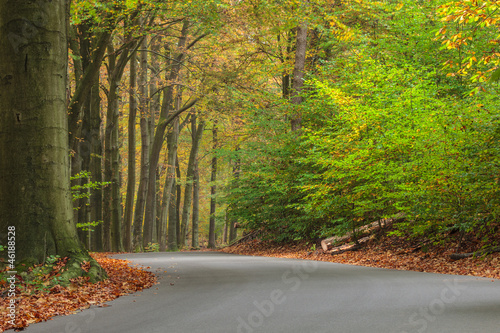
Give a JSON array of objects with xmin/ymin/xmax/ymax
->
[
  {"xmin": 0, "ymin": 253, "xmax": 156, "ymax": 332},
  {"xmin": 219, "ymin": 228, "xmax": 500, "ymax": 280}
]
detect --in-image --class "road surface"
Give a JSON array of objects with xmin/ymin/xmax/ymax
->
[{"xmin": 13, "ymin": 252, "xmax": 500, "ymax": 333}]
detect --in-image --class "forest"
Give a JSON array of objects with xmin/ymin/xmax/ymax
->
[{"xmin": 1, "ymin": 0, "xmax": 500, "ymax": 278}]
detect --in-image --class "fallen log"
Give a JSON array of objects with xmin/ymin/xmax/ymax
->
[
  {"xmin": 321, "ymin": 213, "xmax": 404, "ymax": 252},
  {"xmin": 449, "ymin": 246, "xmax": 500, "ymax": 260},
  {"xmin": 329, "ymin": 236, "xmax": 371, "ymax": 255}
]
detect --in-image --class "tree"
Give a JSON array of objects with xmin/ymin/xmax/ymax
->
[
  {"xmin": 290, "ymin": 24, "xmax": 308, "ymax": 131},
  {"xmin": 0, "ymin": 0, "xmax": 106, "ymax": 281},
  {"xmin": 208, "ymin": 123, "xmax": 218, "ymax": 248}
]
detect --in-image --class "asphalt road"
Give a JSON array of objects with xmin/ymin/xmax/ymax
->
[{"xmin": 14, "ymin": 252, "xmax": 500, "ymax": 333}]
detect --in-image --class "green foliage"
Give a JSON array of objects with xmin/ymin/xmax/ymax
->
[
  {"xmin": 71, "ymin": 171, "xmax": 110, "ymax": 203},
  {"xmin": 76, "ymin": 220, "xmax": 103, "ymax": 232},
  {"xmin": 144, "ymin": 242, "xmax": 160, "ymax": 252},
  {"xmin": 17, "ymin": 255, "xmax": 64, "ymax": 294},
  {"xmin": 223, "ymin": 0, "xmax": 500, "ymax": 244}
]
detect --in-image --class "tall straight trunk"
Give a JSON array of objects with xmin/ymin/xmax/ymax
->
[
  {"xmin": 290, "ymin": 24, "xmax": 308, "ymax": 132},
  {"xmin": 150, "ymin": 37, "xmax": 162, "ymax": 246},
  {"xmin": 180, "ymin": 118, "xmax": 205, "ymax": 248},
  {"xmin": 89, "ymin": 75, "xmax": 103, "ymax": 251},
  {"xmin": 161, "ymin": 118, "xmax": 180, "ymax": 251},
  {"xmin": 70, "ymin": 24, "xmax": 92, "ymax": 247},
  {"xmin": 123, "ymin": 51, "xmax": 137, "ymax": 252},
  {"xmin": 176, "ymin": 157, "xmax": 182, "ymax": 247},
  {"xmin": 229, "ymin": 154, "xmax": 241, "ymax": 243},
  {"xmin": 111, "ymin": 91, "xmax": 123, "ymax": 253},
  {"xmin": 132, "ymin": 35, "xmax": 150, "ymax": 252},
  {"xmin": 168, "ymin": 177, "xmax": 178, "ymax": 251},
  {"xmin": 208, "ymin": 124, "xmax": 218, "ymax": 249},
  {"xmin": 223, "ymin": 211, "xmax": 228, "ymax": 244},
  {"xmin": 191, "ymin": 159, "xmax": 200, "ymax": 249},
  {"xmin": 0, "ymin": 0, "xmax": 105, "ymax": 280},
  {"xmin": 104, "ymin": 41, "xmax": 132, "ymax": 252}
]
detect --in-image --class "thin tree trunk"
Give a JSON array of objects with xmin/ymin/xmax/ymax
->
[
  {"xmin": 123, "ymin": 50, "xmax": 137, "ymax": 252},
  {"xmin": 191, "ymin": 160, "xmax": 200, "ymax": 249},
  {"xmin": 229, "ymin": 153, "xmax": 241, "ymax": 243},
  {"xmin": 180, "ymin": 117, "xmax": 205, "ymax": 248},
  {"xmin": 132, "ymin": 35, "xmax": 150, "ymax": 252},
  {"xmin": 208, "ymin": 124, "xmax": 218, "ymax": 249},
  {"xmin": 290, "ymin": 24, "xmax": 308, "ymax": 131},
  {"xmin": 104, "ymin": 40, "xmax": 132, "ymax": 252},
  {"xmin": 169, "ymin": 176, "xmax": 178, "ymax": 251},
  {"xmin": 176, "ymin": 157, "xmax": 182, "ymax": 248},
  {"xmin": 89, "ymin": 74, "xmax": 103, "ymax": 252},
  {"xmin": 161, "ymin": 118, "xmax": 180, "ymax": 251}
]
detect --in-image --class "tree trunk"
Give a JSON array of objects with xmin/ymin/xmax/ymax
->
[
  {"xmin": 0, "ymin": 0, "xmax": 106, "ymax": 280},
  {"xmin": 89, "ymin": 75, "xmax": 103, "ymax": 252},
  {"xmin": 176, "ymin": 157, "xmax": 182, "ymax": 248},
  {"xmin": 104, "ymin": 40, "xmax": 131, "ymax": 252},
  {"xmin": 229, "ymin": 153, "xmax": 241, "ymax": 243},
  {"xmin": 208, "ymin": 124, "xmax": 218, "ymax": 249},
  {"xmin": 132, "ymin": 35, "xmax": 150, "ymax": 253},
  {"xmin": 123, "ymin": 50, "xmax": 137, "ymax": 252},
  {"xmin": 169, "ymin": 176, "xmax": 179, "ymax": 251},
  {"xmin": 191, "ymin": 158, "xmax": 200, "ymax": 249},
  {"xmin": 179, "ymin": 118, "xmax": 205, "ymax": 248},
  {"xmin": 290, "ymin": 24, "xmax": 308, "ymax": 132},
  {"xmin": 191, "ymin": 116, "xmax": 201, "ymax": 249},
  {"xmin": 161, "ymin": 119, "xmax": 180, "ymax": 251}
]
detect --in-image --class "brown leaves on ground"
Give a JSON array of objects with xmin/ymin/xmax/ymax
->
[
  {"xmin": 0, "ymin": 253, "xmax": 156, "ymax": 332},
  {"xmin": 220, "ymin": 235, "xmax": 500, "ymax": 280}
]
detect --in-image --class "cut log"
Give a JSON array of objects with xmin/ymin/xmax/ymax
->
[
  {"xmin": 321, "ymin": 213, "xmax": 404, "ymax": 252},
  {"xmin": 449, "ymin": 246, "xmax": 500, "ymax": 260},
  {"xmin": 329, "ymin": 236, "xmax": 371, "ymax": 255}
]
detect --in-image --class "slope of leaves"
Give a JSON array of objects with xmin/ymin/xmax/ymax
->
[
  {"xmin": 0, "ymin": 253, "xmax": 156, "ymax": 332},
  {"xmin": 220, "ymin": 229, "xmax": 500, "ymax": 280}
]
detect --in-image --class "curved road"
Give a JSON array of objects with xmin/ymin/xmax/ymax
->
[{"xmin": 14, "ymin": 252, "xmax": 500, "ymax": 333}]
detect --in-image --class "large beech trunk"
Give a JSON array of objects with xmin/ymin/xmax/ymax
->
[{"xmin": 0, "ymin": 0, "xmax": 106, "ymax": 281}]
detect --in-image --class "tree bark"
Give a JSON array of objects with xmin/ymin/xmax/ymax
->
[
  {"xmin": 179, "ymin": 118, "xmax": 205, "ymax": 248},
  {"xmin": 0, "ymin": 0, "xmax": 106, "ymax": 280},
  {"xmin": 176, "ymin": 157, "xmax": 182, "ymax": 248},
  {"xmin": 208, "ymin": 124, "xmax": 218, "ymax": 249},
  {"xmin": 290, "ymin": 24, "xmax": 308, "ymax": 132},
  {"xmin": 103, "ymin": 40, "xmax": 132, "ymax": 252},
  {"xmin": 161, "ymin": 118, "xmax": 180, "ymax": 251},
  {"xmin": 123, "ymin": 50, "xmax": 137, "ymax": 252},
  {"xmin": 191, "ymin": 157, "xmax": 200, "ymax": 249},
  {"xmin": 89, "ymin": 75, "xmax": 103, "ymax": 252},
  {"xmin": 132, "ymin": 35, "xmax": 150, "ymax": 252}
]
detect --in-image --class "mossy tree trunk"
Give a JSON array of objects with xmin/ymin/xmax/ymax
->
[{"xmin": 0, "ymin": 0, "xmax": 106, "ymax": 281}]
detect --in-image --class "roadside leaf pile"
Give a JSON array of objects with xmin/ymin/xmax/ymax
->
[
  {"xmin": 0, "ymin": 253, "xmax": 156, "ymax": 332},
  {"xmin": 221, "ymin": 233, "xmax": 500, "ymax": 280}
]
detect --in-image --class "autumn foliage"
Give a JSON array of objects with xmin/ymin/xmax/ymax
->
[{"xmin": 0, "ymin": 253, "xmax": 156, "ymax": 332}]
